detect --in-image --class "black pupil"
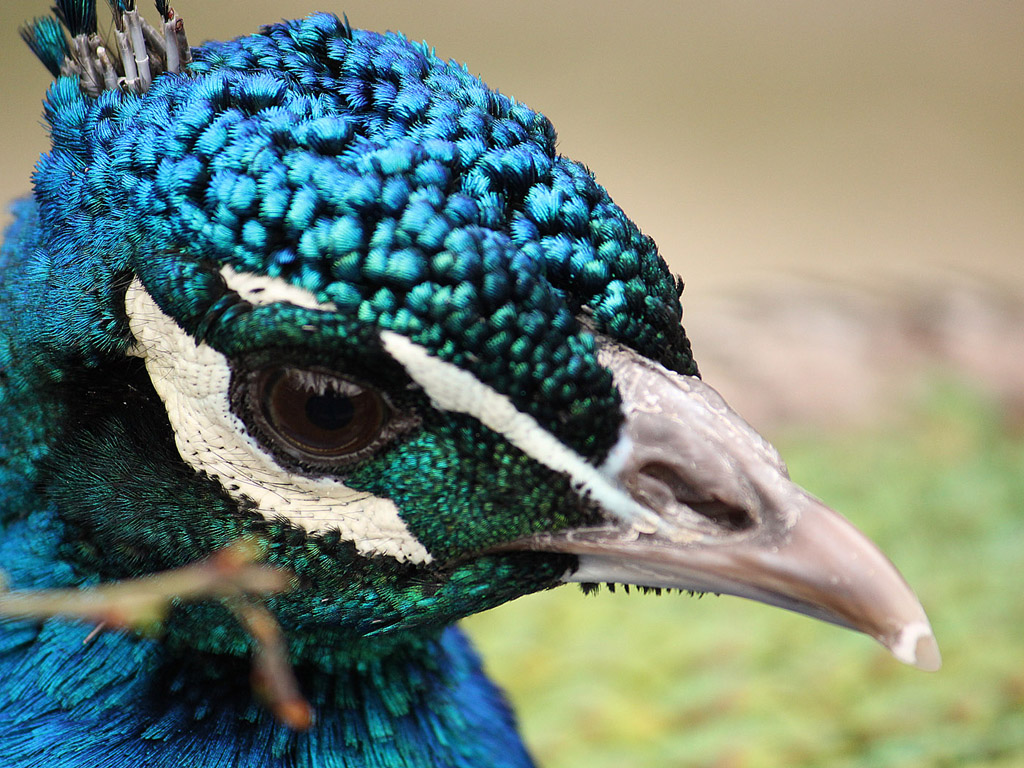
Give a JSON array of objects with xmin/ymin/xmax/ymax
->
[
  {"xmin": 260, "ymin": 369, "xmax": 386, "ymax": 458},
  {"xmin": 305, "ymin": 392, "xmax": 354, "ymax": 432}
]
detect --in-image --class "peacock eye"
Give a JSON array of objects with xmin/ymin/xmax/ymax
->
[{"xmin": 252, "ymin": 367, "xmax": 389, "ymax": 464}]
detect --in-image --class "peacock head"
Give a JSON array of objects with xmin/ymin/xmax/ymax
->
[{"xmin": 19, "ymin": 6, "xmax": 938, "ymax": 669}]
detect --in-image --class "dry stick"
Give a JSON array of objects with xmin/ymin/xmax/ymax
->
[
  {"xmin": 0, "ymin": 540, "xmax": 311, "ymax": 729},
  {"xmin": 228, "ymin": 597, "xmax": 315, "ymax": 731}
]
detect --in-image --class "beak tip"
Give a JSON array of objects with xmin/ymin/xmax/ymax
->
[{"xmin": 886, "ymin": 621, "xmax": 942, "ymax": 672}]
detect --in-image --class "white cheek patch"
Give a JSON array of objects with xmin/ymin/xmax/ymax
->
[
  {"xmin": 124, "ymin": 278, "xmax": 432, "ymax": 565},
  {"xmin": 380, "ymin": 331, "xmax": 665, "ymax": 534}
]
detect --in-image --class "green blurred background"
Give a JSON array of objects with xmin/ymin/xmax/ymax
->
[{"xmin": 2, "ymin": 2, "xmax": 1022, "ymax": 766}]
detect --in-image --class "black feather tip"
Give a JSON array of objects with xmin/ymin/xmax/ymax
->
[{"xmin": 51, "ymin": 0, "xmax": 97, "ymax": 37}]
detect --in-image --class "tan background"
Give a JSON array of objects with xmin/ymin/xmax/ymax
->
[{"xmin": 3, "ymin": 1, "xmax": 1023, "ymax": 425}]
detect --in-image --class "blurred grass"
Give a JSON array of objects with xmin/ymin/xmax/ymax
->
[{"xmin": 464, "ymin": 380, "xmax": 1024, "ymax": 767}]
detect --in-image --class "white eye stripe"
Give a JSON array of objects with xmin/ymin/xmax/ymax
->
[
  {"xmin": 379, "ymin": 331, "xmax": 663, "ymax": 533},
  {"xmin": 220, "ymin": 266, "xmax": 338, "ymax": 312},
  {"xmin": 124, "ymin": 277, "xmax": 433, "ymax": 565}
]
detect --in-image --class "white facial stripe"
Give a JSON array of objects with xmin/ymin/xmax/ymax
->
[
  {"xmin": 220, "ymin": 265, "xmax": 338, "ymax": 312},
  {"xmin": 379, "ymin": 331, "xmax": 664, "ymax": 532},
  {"xmin": 125, "ymin": 279, "xmax": 432, "ymax": 564}
]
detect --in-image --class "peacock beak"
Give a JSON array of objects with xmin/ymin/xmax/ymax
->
[{"xmin": 503, "ymin": 341, "xmax": 941, "ymax": 671}]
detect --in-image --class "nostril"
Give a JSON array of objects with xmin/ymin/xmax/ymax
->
[
  {"xmin": 687, "ymin": 499, "xmax": 756, "ymax": 532},
  {"xmin": 634, "ymin": 462, "xmax": 757, "ymax": 533}
]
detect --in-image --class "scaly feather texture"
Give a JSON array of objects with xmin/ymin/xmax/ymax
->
[
  {"xmin": 1, "ymin": 3, "xmax": 939, "ymax": 766},
  {"xmin": 0, "ymin": 9, "xmax": 687, "ymax": 765}
]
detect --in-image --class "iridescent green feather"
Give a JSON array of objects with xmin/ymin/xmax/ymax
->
[{"xmin": 19, "ymin": 16, "xmax": 70, "ymax": 77}]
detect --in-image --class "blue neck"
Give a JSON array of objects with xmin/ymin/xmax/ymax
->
[{"xmin": 0, "ymin": 514, "xmax": 535, "ymax": 768}]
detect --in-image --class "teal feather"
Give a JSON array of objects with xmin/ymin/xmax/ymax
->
[
  {"xmin": 4, "ymin": 10, "xmax": 682, "ymax": 764},
  {"xmin": 2, "ymin": 4, "xmax": 939, "ymax": 766},
  {"xmin": 18, "ymin": 17, "xmax": 70, "ymax": 78}
]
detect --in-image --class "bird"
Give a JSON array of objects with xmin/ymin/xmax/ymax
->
[{"xmin": 0, "ymin": 2, "xmax": 940, "ymax": 766}]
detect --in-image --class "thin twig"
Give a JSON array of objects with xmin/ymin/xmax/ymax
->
[
  {"xmin": 228, "ymin": 597, "xmax": 314, "ymax": 731},
  {"xmin": 0, "ymin": 540, "xmax": 312, "ymax": 729}
]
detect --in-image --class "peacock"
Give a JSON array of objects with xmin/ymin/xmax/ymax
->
[{"xmin": 0, "ymin": 3, "xmax": 940, "ymax": 766}]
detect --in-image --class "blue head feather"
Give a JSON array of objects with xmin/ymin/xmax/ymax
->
[
  {"xmin": 30, "ymin": 12, "xmax": 695, "ymax": 453},
  {"xmin": 1, "ymin": 8, "xmax": 697, "ymax": 767},
  {"xmin": 0, "ymin": 4, "xmax": 945, "ymax": 765}
]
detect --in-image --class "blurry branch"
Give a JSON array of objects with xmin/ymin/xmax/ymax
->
[
  {"xmin": 0, "ymin": 539, "xmax": 312, "ymax": 730},
  {"xmin": 228, "ymin": 597, "xmax": 313, "ymax": 731},
  {"xmin": 0, "ymin": 540, "xmax": 286, "ymax": 626}
]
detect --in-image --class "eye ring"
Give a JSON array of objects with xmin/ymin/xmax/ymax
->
[{"xmin": 250, "ymin": 366, "xmax": 391, "ymax": 466}]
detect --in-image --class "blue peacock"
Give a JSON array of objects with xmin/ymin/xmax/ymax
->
[{"xmin": 1, "ymin": 2, "xmax": 939, "ymax": 765}]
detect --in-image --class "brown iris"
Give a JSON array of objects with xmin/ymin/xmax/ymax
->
[{"xmin": 257, "ymin": 368, "xmax": 387, "ymax": 460}]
